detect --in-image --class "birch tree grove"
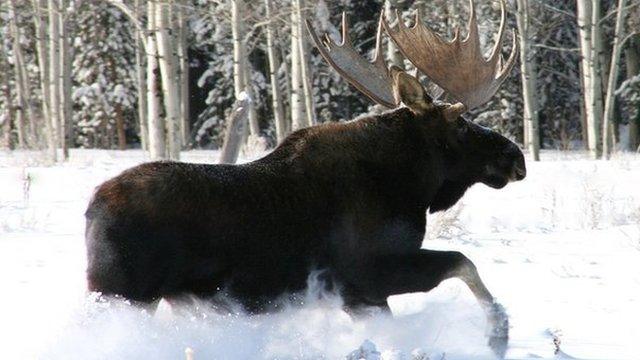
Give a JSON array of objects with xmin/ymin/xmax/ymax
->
[{"xmin": 516, "ymin": 0, "xmax": 540, "ymax": 161}]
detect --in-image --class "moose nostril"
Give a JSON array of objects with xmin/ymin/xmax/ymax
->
[{"xmin": 514, "ymin": 162, "xmax": 526, "ymax": 180}]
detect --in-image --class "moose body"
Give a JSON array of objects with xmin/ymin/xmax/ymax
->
[
  {"xmin": 86, "ymin": 109, "xmax": 473, "ymax": 307},
  {"xmin": 87, "ymin": 1, "xmax": 525, "ymax": 356}
]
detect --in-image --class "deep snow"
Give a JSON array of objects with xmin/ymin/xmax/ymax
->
[{"xmin": 0, "ymin": 149, "xmax": 639, "ymax": 360}]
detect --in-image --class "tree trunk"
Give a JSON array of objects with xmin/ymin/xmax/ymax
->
[
  {"xmin": 219, "ymin": 96, "xmax": 251, "ymax": 164},
  {"xmin": 290, "ymin": 0, "xmax": 306, "ymax": 131},
  {"xmin": 627, "ymin": 36, "xmax": 639, "ymax": 150},
  {"xmin": 1, "ymin": 58, "xmax": 13, "ymax": 149},
  {"xmin": 134, "ymin": 0, "xmax": 148, "ymax": 150},
  {"xmin": 115, "ymin": 103, "xmax": 127, "ymax": 150},
  {"xmin": 601, "ymin": 0, "xmax": 628, "ymax": 158},
  {"xmin": 296, "ymin": 0, "xmax": 315, "ymax": 127},
  {"xmin": 177, "ymin": 0, "xmax": 190, "ymax": 147},
  {"xmin": 147, "ymin": 0, "xmax": 166, "ymax": 160},
  {"xmin": 230, "ymin": 0, "xmax": 251, "ymax": 146},
  {"xmin": 9, "ymin": 0, "xmax": 32, "ymax": 149},
  {"xmin": 516, "ymin": 0, "xmax": 540, "ymax": 161},
  {"xmin": 265, "ymin": 0, "xmax": 287, "ymax": 143},
  {"xmin": 590, "ymin": 0, "xmax": 604, "ymax": 157},
  {"xmin": 59, "ymin": 0, "xmax": 73, "ymax": 159},
  {"xmin": 155, "ymin": 0, "xmax": 182, "ymax": 160},
  {"xmin": 385, "ymin": 0, "xmax": 404, "ymax": 67},
  {"xmin": 279, "ymin": 42, "xmax": 292, "ymax": 134},
  {"xmin": 577, "ymin": 0, "xmax": 600, "ymax": 158},
  {"xmin": 49, "ymin": 0, "xmax": 61, "ymax": 154},
  {"xmin": 32, "ymin": 0, "xmax": 56, "ymax": 161}
]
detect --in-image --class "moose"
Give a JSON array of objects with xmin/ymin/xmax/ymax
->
[{"xmin": 85, "ymin": 1, "xmax": 524, "ymax": 357}]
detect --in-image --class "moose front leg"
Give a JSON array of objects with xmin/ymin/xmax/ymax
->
[{"xmin": 363, "ymin": 250, "xmax": 509, "ymax": 358}]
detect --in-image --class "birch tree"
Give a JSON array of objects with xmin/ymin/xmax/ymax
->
[
  {"xmin": 297, "ymin": 0, "xmax": 315, "ymax": 127},
  {"xmin": 155, "ymin": 0, "xmax": 182, "ymax": 160},
  {"xmin": 59, "ymin": 0, "xmax": 73, "ymax": 159},
  {"xmin": 176, "ymin": 0, "xmax": 190, "ymax": 147},
  {"xmin": 134, "ymin": 0, "xmax": 148, "ymax": 150},
  {"xmin": 219, "ymin": 93, "xmax": 251, "ymax": 164},
  {"xmin": 32, "ymin": 0, "xmax": 56, "ymax": 160},
  {"xmin": 8, "ymin": 0, "xmax": 32, "ymax": 149},
  {"xmin": 49, "ymin": 0, "xmax": 61, "ymax": 152},
  {"xmin": 264, "ymin": 0, "xmax": 287, "ymax": 143},
  {"xmin": 577, "ymin": 0, "xmax": 601, "ymax": 158},
  {"xmin": 516, "ymin": 0, "xmax": 540, "ymax": 161},
  {"xmin": 1, "ymin": 54, "xmax": 13, "ymax": 149},
  {"xmin": 290, "ymin": 0, "xmax": 306, "ymax": 131},
  {"xmin": 147, "ymin": 0, "xmax": 166, "ymax": 159},
  {"xmin": 229, "ymin": 0, "xmax": 251, "ymax": 148},
  {"xmin": 385, "ymin": 0, "xmax": 404, "ymax": 68},
  {"xmin": 602, "ymin": 0, "xmax": 629, "ymax": 158},
  {"xmin": 626, "ymin": 36, "xmax": 639, "ymax": 150}
]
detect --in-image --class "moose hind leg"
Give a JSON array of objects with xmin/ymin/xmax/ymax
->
[{"xmin": 366, "ymin": 250, "xmax": 509, "ymax": 358}]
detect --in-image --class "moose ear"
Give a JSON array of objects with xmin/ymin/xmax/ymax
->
[{"xmin": 391, "ymin": 67, "xmax": 433, "ymax": 113}]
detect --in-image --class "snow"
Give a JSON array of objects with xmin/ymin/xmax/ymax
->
[{"xmin": 0, "ymin": 149, "xmax": 639, "ymax": 359}]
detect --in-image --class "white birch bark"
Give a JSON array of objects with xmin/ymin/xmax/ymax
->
[
  {"xmin": 590, "ymin": 0, "xmax": 604, "ymax": 158},
  {"xmin": 1, "ymin": 55, "xmax": 13, "ymax": 149},
  {"xmin": 134, "ymin": 0, "xmax": 148, "ymax": 150},
  {"xmin": 290, "ymin": 0, "xmax": 306, "ymax": 131},
  {"xmin": 230, "ymin": 0, "xmax": 252, "ymax": 149},
  {"xmin": 176, "ymin": 0, "xmax": 190, "ymax": 147},
  {"xmin": 279, "ymin": 43, "xmax": 292, "ymax": 134},
  {"xmin": 155, "ymin": 0, "xmax": 181, "ymax": 160},
  {"xmin": 8, "ymin": 0, "xmax": 33, "ymax": 149},
  {"xmin": 147, "ymin": 0, "xmax": 166, "ymax": 160},
  {"xmin": 602, "ymin": 0, "xmax": 628, "ymax": 158},
  {"xmin": 219, "ymin": 94, "xmax": 251, "ymax": 164},
  {"xmin": 49, "ymin": 0, "xmax": 61, "ymax": 153},
  {"xmin": 297, "ymin": 0, "xmax": 315, "ymax": 127},
  {"xmin": 577, "ymin": 0, "xmax": 599, "ymax": 158},
  {"xmin": 627, "ymin": 37, "xmax": 639, "ymax": 150},
  {"xmin": 265, "ymin": 0, "xmax": 287, "ymax": 143},
  {"xmin": 59, "ymin": 0, "xmax": 73, "ymax": 159},
  {"xmin": 32, "ymin": 0, "xmax": 56, "ymax": 160},
  {"xmin": 385, "ymin": 0, "xmax": 404, "ymax": 67},
  {"xmin": 516, "ymin": 0, "xmax": 540, "ymax": 161}
]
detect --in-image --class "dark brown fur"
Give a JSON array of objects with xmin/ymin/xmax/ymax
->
[
  {"xmin": 86, "ymin": 77, "xmax": 525, "ymax": 356},
  {"xmin": 86, "ymin": 105, "xmax": 524, "ymax": 306}
]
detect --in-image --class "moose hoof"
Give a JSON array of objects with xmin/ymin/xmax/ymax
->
[{"xmin": 486, "ymin": 302, "xmax": 509, "ymax": 358}]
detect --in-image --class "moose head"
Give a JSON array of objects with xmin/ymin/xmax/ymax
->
[{"xmin": 306, "ymin": 0, "xmax": 526, "ymax": 204}]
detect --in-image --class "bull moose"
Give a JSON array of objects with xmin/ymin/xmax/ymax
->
[{"xmin": 85, "ymin": 1, "xmax": 524, "ymax": 357}]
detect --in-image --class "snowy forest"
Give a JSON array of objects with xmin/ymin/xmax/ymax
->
[
  {"xmin": 0, "ymin": 0, "xmax": 639, "ymax": 162},
  {"xmin": 3, "ymin": 1, "xmax": 640, "ymax": 360}
]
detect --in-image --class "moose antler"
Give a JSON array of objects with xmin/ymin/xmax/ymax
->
[
  {"xmin": 383, "ymin": 0, "xmax": 518, "ymax": 110},
  {"xmin": 305, "ymin": 13, "xmax": 398, "ymax": 108}
]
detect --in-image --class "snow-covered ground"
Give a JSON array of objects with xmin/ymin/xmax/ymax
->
[{"xmin": 0, "ymin": 149, "xmax": 639, "ymax": 360}]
